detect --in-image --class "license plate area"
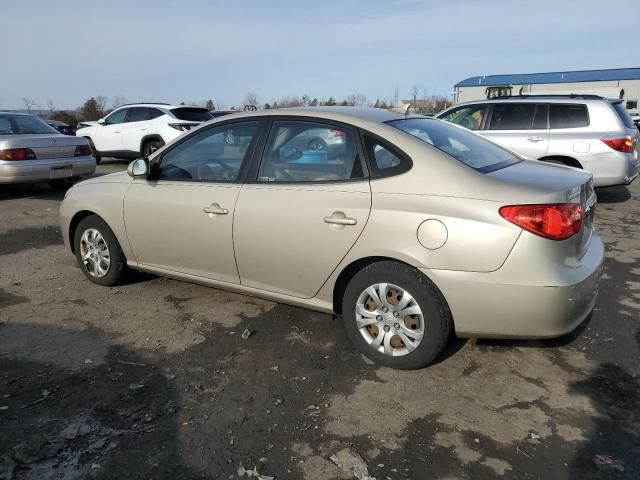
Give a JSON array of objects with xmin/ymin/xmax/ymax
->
[{"xmin": 49, "ymin": 166, "xmax": 72, "ymax": 179}]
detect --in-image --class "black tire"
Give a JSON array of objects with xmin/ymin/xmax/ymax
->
[
  {"xmin": 48, "ymin": 179, "xmax": 74, "ymax": 191},
  {"xmin": 73, "ymin": 215, "xmax": 129, "ymax": 286},
  {"xmin": 86, "ymin": 138, "xmax": 101, "ymax": 164},
  {"xmin": 142, "ymin": 139, "xmax": 164, "ymax": 157},
  {"xmin": 307, "ymin": 138, "xmax": 328, "ymax": 151},
  {"xmin": 342, "ymin": 261, "xmax": 452, "ymax": 369}
]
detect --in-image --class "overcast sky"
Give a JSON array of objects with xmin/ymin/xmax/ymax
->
[{"xmin": 2, "ymin": 0, "xmax": 638, "ymax": 109}]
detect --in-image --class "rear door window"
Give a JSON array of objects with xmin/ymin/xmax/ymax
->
[
  {"xmin": 488, "ymin": 103, "xmax": 537, "ymax": 130},
  {"xmin": 258, "ymin": 120, "xmax": 364, "ymax": 183},
  {"xmin": 549, "ymin": 104, "xmax": 589, "ymax": 128}
]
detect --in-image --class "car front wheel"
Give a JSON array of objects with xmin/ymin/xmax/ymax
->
[
  {"xmin": 74, "ymin": 215, "xmax": 129, "ymax": 286},
  {"xmin": 342, "ymin": 261, "xmax": 451, "ymax": 369}
]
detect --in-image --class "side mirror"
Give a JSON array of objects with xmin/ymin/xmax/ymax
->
[
  {"xmin": 127, "ymin": 158, "xmax": 149, "ymax": 177},
  {"xmin": 98, "ymin": 118, "xmax": 106, "ymax": 125}
]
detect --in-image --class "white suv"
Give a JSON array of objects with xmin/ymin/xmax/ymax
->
[{"xmin": 76, "ymin": 103, "xmax": 213, "ymax": 164}]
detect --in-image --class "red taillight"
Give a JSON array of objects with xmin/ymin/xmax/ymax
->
[
  {"xmin": 74, "ymin": 145, "xmax": 92, "ymax": 157},
  {"xmin": 499, "ymin": 203, "xmax": 583, "ymax": 240},
  {"xmin": 601, "ymin": 135, "xmax": 635, "ymax": 153},
  {"xmin": 331, "ymin": 129, "xmax": 346, "ymax": 137},
  {"xmin": 0, "ymin": 148, "xmax": 36, "ymax": 161}
]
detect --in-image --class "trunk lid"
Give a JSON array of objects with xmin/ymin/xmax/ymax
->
[
  {"xmin": 0, "ymin": 134, "xmax": 88, "ymax": 159},
  {"xmin": 488, "ymin": 159, "xmax": 596, "ymax": 256}
]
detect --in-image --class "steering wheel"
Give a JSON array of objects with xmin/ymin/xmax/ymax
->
[{"xmin": 197, "ymin": 159, "xmax": 236, "ymax": 181}]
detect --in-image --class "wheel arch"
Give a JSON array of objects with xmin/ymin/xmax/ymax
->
[
  {"xmin": 68, "ymin": 210, "xmax": 99, "ymax": 254},
  {"xmin": 139, "ymin": 135, "xmax": 165, "ymax": 156},
  {"xmin": 538, "ymin": 155, "xmax": 583, "ymax": 169},
  {"xmin": 332, "ymin": 256, "xmax": 453, "ymax": 323}
]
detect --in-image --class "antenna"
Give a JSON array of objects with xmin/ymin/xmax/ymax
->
[{"xmin": 404, "ymin": 103, "xmax": 411, "ymax": 117}]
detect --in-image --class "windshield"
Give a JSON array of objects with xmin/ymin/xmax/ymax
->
[
  {"xmin": 388, "ymin": 117, "xmax": 520, "ymax": 173},
  {"xmin": 0, "ymin": 114, "xmax": 59, "ymax": 135},
  {"xmin": 170, "ymin": 108, "xmax": 213, "ymax": 122}
]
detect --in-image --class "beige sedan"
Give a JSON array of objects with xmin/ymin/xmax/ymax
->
[{"xmin": 60, "ymin": 107, "xmax": 603, "ymax": 369}]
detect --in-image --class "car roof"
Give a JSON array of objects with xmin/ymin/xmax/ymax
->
[
  {"xmin": 214, "ymin": 106, "xmax": 422, "ymax": 125},
  {"xmin": 114, "ymin": 103, "xmax": 206, "ymax": 110},
  {"xmin": 0, "ymin": 111, "xmax": 33, "ymax": 117}
]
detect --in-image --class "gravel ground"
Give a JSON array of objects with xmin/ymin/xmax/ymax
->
[{"xmin": 0, "ymin": 159, "xmax": 638, "ymax": 480}]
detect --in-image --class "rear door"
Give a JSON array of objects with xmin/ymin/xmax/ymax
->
[
  {"xmin": 233, "ymin": 118, "xmax": 371, "ymax": 298},
  {"xmin": 482, "ymin": 103, "xmax": 550, "ymax": 160}
]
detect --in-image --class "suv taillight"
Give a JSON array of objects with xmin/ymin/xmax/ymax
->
[
  {"xmin": 601, "ymin": 135, "xmax": 635, "ymax": 153},
  {"xmin": 74, "ymin": 145, "xmax": 92, "ymax": 157},
  {"xmin": 499, "ymin": 203, "xmax": 583, "ymax": 241},
  {"xmin": 0, "ymin": 148, "xmax": 36, "ymax": 161}
]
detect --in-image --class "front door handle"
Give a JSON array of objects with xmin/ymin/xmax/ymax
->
[
  {"xmin": 203, "ymin": 203, "xmax": 228, "ymax": 215},
  {"xmin": 324, "ymin": 213, "xmax": 357, "ymax": 226},
  {"xmin": 527, "ymin": 136, "xmax": 544, "ymax": 143}
]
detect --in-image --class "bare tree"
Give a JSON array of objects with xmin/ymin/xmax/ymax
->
[
  {"xmin": 47, "ymin": 99, "xmax": 56, "ymax": 114},
  {"xmin": 96, "ymin": 96, "xmax": 109, "ymax": 115},
  {"xmin": 410, "ymin": 84, "xmax": 420, "ymax": 111},
  {"xmin": 393, "ymin": 85, "xmax": 399, "ymax": 108},
  {"xmin": 243, "ymin": 92, "xmax": 259, "ymax": 109},
  {"xmin": 22, "ymin": 98, "xmax": 36, "ymax": 113},
  {"xmin": 111, "ymin": 96, "xmax": 128, "ymax": 109},
  {"xmin": 345, "ymin": 93, "xmax": 368, "ymax": 107}
]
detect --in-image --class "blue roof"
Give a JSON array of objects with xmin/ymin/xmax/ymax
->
[{"xmin": 455, "ymin": 67, "xmax": 640, "ymax": 88}]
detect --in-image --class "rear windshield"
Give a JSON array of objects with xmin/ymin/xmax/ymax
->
[
  {"xmin": 0, "ymin": 114, "xmax": 59, "ymax": 135},
  {"xmin": 611, "ymin": 101, "xmax": 635, "ymax": 129},
  {"xmin": 170, "ymin": 108, "xmax": 213, "ymax": 122},
  {"xmin": 388, "ymin": 118, "xmax": 521, "ymax": 173}
]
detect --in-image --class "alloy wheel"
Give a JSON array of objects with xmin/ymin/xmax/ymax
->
[{"xmin": 79, "ymin": 228, "xmax": 111, "ymax": 278}]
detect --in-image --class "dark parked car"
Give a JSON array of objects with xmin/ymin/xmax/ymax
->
[{"xmin": 47, "ymin": 120, "xmax": 76, "ymax": 136}]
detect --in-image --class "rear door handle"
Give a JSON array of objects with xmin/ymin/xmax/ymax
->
[
  {"xmin": 527, "ymin": 136, "xmax": 544, "ymax": 142},
  {"xmin": 324, "ymin": 214, "xmax": 357, "ymax": 226},
  {"xmin": 203, "ymin": 203, "xmax": 228, "ymax": 215}
]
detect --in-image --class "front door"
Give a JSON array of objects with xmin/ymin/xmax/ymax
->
[
  {"xmin": 92, "ymin": 108, "xmax": 128, "ymax": 152},
  {"xmin": 123, "ymin": 120, "xmax": 262, "ymax": 284},
  {"xmin": 482, "ymin": 103, "xmax": 550, "ymax": 160},
  {"xmin": 233, "ymin": 119, "xmax": 371, "ymax": 298}
]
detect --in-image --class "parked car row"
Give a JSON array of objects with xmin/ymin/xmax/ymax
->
[
  {"xmin": 60, "ymin": 107, "xmax": 603, "ymax": 369},
  {"xmin": 437, "ymin": 95, "xmax": 639, "ymax": 187},
  {"xmin": 0, "ymin": 112, "xmax": 95, "ymax": 188}
]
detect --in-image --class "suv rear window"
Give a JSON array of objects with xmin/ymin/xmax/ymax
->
[
  {"xmin": 170, "ymin": 108, "xmax": 213, "ymax": 122},
  {"xmin": 389, "ymin": 118, "xmax": 520, "ymax": 173},
  {"xmin": 549, "ymin": 104, "xmax": 589, "ymax": 128},
  {"xmin": 611, "ymin": 101, "xmax": 635, "ymax": 129}
]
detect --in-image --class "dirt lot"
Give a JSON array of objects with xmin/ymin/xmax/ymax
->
[{"xmin": 1, "ymin": 159, "xmax": 639, "ymax": 480}]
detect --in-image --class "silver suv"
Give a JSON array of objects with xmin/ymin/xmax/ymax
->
[{"xmin": 437, "ymin": 95, "xmax": 639, "ymax": 187}]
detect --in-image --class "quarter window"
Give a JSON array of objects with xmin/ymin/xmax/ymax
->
[
  {"xmin": 363, "ymin": 135, "xmax": 411, "ymax": 177},
  {"xmin": 258, "ymin": 121, "xmax": 363, "ymax": 183},
  {"xmin": 488, "ymin": 103, "xmax": 537, "ymax": 130},
  {"xmin": 158, "ymin": 121, "xmax": 259, "ymax": 182},
  {"xmin": 440, "ymin": 105, "xmax": 488, "ymax": 131},
  {"xmin": 549, "ymin": 104, "xmax": 589, "ymax": 128}
]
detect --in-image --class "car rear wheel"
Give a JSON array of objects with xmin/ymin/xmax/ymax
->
[
  {"xmin": 342, "ymin": 261, "xmax": 451, "ymax": 369},
  {"xmin": 142, "ymin": 140, "xmax": 164, "ymax": 157},
  {"xmin": 74, "ymin": 215, "xmax": 129, "ymax": 286},
  {"xmin": 307, "ymin": 138, "xmax": 328, "ymax": 151}
]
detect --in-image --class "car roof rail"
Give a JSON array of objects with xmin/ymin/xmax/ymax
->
[
  {"xmin": 117, "ymin": 102, "xmax": 172, "ymax": 107},
  {"xmin": 489, "ymin": 94, "xmax": 606, "ymax": 100}
]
